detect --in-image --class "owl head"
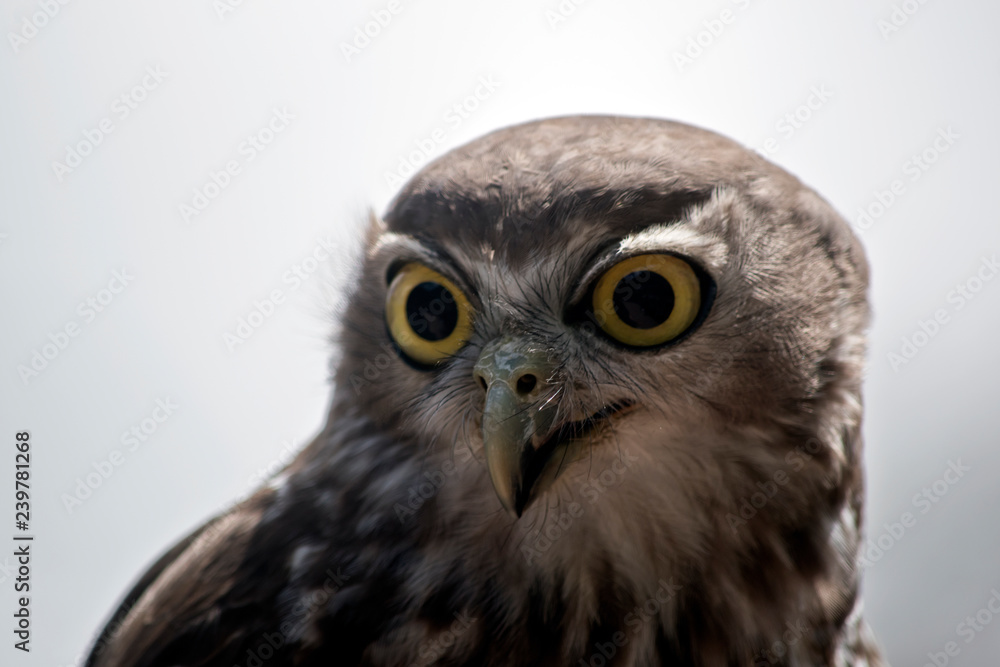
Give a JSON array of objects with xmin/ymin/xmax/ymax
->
[{"xmin": 331, "ymin": 115, "xmax": 869, "ymax": 641}]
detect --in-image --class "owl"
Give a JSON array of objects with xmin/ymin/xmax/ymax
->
[{"xmin": 87, "ymin": 116, "xmax": 885, "ymax": 666}]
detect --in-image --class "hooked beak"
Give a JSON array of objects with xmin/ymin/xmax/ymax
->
[
  {"xmin": 473, "ymin": 338, "xmax": 635, "ymax": 518},
  {"xmin": 474, "ymin": 338, "xmax": 558, "ymax": 518}
]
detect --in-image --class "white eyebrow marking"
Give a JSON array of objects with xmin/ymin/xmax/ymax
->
[
  {"xmin": 620, "ymin": 224, "xmax": 704, "ymax": 253},
  {"xmin": 368, "ymin": 232, "xmax": 430, "ymax": 259},
  {"xmin": 619, "ymin": 223, "xmax": 730, "ymax": 274}
]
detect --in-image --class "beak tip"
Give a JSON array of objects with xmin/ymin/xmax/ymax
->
[
  {"xmin": 495, "ymin": 487, "xmax": 529, "ymax": 519},
  {"xmin": 502, "ymin": 505, "xmax": 525, "ymax": 520},
  {"xmin": 495, "ymin": 489, "xmax": 522, "ymax": 519}
]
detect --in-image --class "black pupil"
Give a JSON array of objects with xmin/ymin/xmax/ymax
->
[
  {"xmin": 613, "ymin": 271, "xmax": 674, "ymax": 329},
  {"xmin": 407, "ymin": 282, "xmax": 458, "ymax": 341}
]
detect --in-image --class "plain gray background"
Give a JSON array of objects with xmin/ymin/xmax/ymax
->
[{"xmin": 2, "ymin": 1, "xmax": 998, "ymax": 664}]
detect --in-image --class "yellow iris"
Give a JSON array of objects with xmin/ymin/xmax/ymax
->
[
  {"xmin": 592, "ymin": 254, "xmax": 701, "ymax": 347},
  {"xmin": 385, "ymin": 263, "xmax": 474, "ymax": 365}
]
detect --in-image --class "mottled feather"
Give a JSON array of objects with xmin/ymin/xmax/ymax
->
[{"xmin": 88, "ymin": 115, "xmax": 886, "ymax": 666}]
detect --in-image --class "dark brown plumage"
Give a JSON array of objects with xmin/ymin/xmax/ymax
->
[{"xmin": 88, "ymin": 115, "xmax": 885, "ymax": 666}]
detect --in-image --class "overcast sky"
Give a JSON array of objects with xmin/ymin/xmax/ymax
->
[{"xmin": 1, "ymin": 1, "xmax": 998, "ymax": 664}]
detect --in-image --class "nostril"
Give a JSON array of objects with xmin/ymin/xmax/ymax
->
[
  {"xmin": 516, "ymin": 374, "xmax": 537, "ymax": 395},
  {"xmin": 477, "ymin": 375, "xmax": 488, "ymax": 392}
]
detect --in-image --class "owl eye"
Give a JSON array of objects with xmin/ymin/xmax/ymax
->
[
  {"xmin": 590, "ymin": 254, "xmax": 703, "ymax": 347},
  {"xmin": 385, "ymin": 263, "xmax": 474, "ymax": 365}
]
